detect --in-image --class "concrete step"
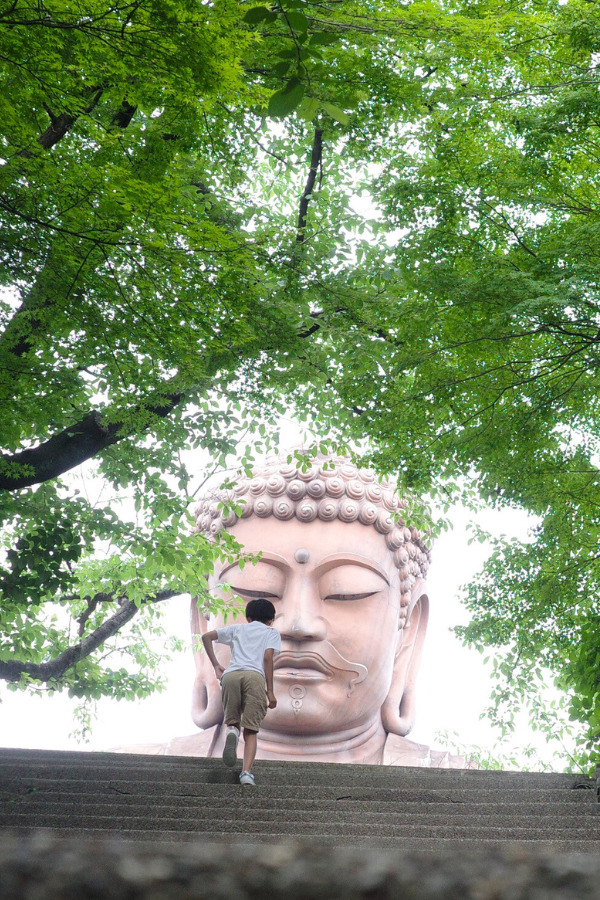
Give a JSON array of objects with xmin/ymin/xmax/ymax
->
[
  {"xmin": 0, "ymin": 759, "xmax": 595, "ymax": 793},
  {"xmin": 1, "ymin": 812, "xmax": 599, "ymax": 840},
  {"xmin": 0, "ymin": 756, "xmax": 591, "ymax": 789},
  {"xmin": 2, "ymin": 778, "xmax": 594, "ymax": 807},
  {"xmin": 1, "ymin": 769, "xmax": 590, "ymax": 793},
  {"xmin": 2, "ymin": 808, "xmax": 599, "ymax": 837},
  {"xmin": 1, "ymin": 748, "xmax": 598, "ymax": 852},
  {"xmin": 0, "ymin": 750, "xmax": 590, "ymax": 789},
  {"xmin": 4, "ymin": 826, "xmax": 600, "ymax": 853},
  {"xmin": 4, "ymin": 796, "xmax": 596, "ymax": 820}
]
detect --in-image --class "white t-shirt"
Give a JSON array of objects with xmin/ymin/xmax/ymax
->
[{"xmin": 216, "ymin": 621, "xmax": 281, "ymax": 678}]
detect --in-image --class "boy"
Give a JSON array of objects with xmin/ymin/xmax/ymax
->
[{"xmin": 201, "ymin": 598, "xmax": 280, "ymax": 786}]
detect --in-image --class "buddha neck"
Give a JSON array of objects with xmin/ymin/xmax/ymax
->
[{"xmin": 253, "ymin": 716, "xmax": 388, "ymax": 765}]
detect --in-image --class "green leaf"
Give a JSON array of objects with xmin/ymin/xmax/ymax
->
[
  {"xmin": 273, "ymin": 60, "xmax": 292, "ymax": 77},
  {"xmin": 321, "ymin": 101, "xmax": 350, "ymax": 125},
  {"xmin": 286, "ymin": 11, "xmax": 308, "ymax": 33},
  {"xmin": 267, "ymin": 81, "xmax": 305, "ymax": 117},
  {"xmin": 243, "ymin": 6, "xmax": 278, "ymax": 24},
  {"xmin": 298, "ymin": 97, "xmax": 320, "ymax": 122},
  {"xmin": 308, "ymin": 32, "xmax": 339, "ymax": 47},
  {"xmin": 276, "ymin": 48, "xmax": 304, "ymax": 60}
]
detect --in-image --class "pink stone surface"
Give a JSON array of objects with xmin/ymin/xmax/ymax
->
[{"xmin": 189, "ymin": 516, "xmax": 435, "ymax": 765}]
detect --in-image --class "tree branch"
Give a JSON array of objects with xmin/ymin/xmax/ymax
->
[
  {"xmin": 0, "ymin": 391, "xmax": 183, "ymax": 491},
  {"xmin": 0, "ymin": 589, "xmax": 179, "ymax": 684},
  {"xmin": 296, "ymin": 128, "xmax": 323, "ymax": 243},
  {"xmin": 15, "ymin": 87, "xmax": 105, "ymax": 157},
  {"xmin": 0, "ymin": 247, "xmax": 100, "ymax": 360},
  {"xmin": 19, "ymin": 90, "xmax": 133, "ymax": 158},
  {"xmin": 77, "ymin": 595, "xmax": 101, "ymax": 637},
  {"xmin": 297, "ymin": 305, "xmax": 349, "ymax": 338},
  {"xmin": 111, "ymin": 99, "xmax": 137, "ymax": 129}
]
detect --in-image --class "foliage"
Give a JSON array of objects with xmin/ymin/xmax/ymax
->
[
  {"xmin": 436, "ymin": 718, "xmax": 588, "ymax": 775},
  {"xmin": 307, "ymin": 0, "xmax": 600, "ymax": 766},
  {"xmin": 1, "ymin": 0, "xmax": 513, "ymax": 704}
]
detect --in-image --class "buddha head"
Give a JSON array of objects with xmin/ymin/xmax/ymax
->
[{"xmin": 190, "ymin": 452, "xmax": 431, "ymax": 744}]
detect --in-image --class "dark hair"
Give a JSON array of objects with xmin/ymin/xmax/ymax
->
[{"xmin": 246, "ymin": 598, "xmax": 276, "ymax": 624}]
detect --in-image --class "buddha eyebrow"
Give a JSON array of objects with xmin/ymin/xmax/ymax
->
[
  {"xmin": 218, "ymin": 553, "xmax": 288, "ymax": 579},
  {"xmin": 315, "ymin": 554, "xmax": 390, "ymax": 585},
  {"xmin": 218, "ymin": 553, "xmax": 390, "ymax": 584}
]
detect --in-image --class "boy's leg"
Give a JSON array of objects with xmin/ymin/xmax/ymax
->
[
  {"xmin": 238, "ymin": 672, "xmax": 268, "ymax": 783},
  {"xmin": 223, "ymin": 726, "xmax": 239, "ymax": 768},
  {"xmin": 221, "ymin": 672, "xmax": 243, "ymax": 767},
  {"xmin": 242, "ymin": 729, "xmax": 258, "ymax": 772}
]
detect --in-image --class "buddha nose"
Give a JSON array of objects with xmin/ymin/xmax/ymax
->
[{"xmin": 277, "ymin": 580, "xmax": 327, "ymax": 642}]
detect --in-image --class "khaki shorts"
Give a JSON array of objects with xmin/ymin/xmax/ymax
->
[{"xmin": 221, "ymin": 670, "xmax": 268, "ymax": 732}]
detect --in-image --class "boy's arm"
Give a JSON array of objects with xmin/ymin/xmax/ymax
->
[
  {"xmin": 202, "ymin": 630, "xmax": 225, "ymax": 680},
  {"xmin": 264, "ymin": 648, "xmax": 277, "ymax": 708}
]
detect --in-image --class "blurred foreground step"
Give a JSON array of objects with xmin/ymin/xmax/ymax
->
[
  {"xmin": 3, "ymin": 832, "xmax": 600, "ymax": 899},
  {"xmin": 0, "ymin": 747, "xmax": 598, "ymax": 850}
]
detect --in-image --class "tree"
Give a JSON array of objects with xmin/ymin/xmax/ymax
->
[
  {"xmin": 1, "ymin": 0, "xmax": 512, "ymax": 705},
  {"xmin": 303, "ymin": 0, "xmax": 600, "ymax": 765}
]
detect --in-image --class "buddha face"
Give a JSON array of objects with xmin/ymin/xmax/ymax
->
[{"xmin": 200, "ymin": 516, "xmax": 407, "ymax": 736}]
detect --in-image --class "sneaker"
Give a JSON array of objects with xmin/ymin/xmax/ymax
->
[
  {"xmin": 239, "ymin": 771, "xmax": 256, "ymax": 786},
  {"xmin": 223, "ymin": 727, "xmax": 239, "ymax": 768}
]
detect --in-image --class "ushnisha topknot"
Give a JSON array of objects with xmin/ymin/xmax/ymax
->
[{"xmin": 195, "ymin": 453, "xmax": 432, "ymax": 616}]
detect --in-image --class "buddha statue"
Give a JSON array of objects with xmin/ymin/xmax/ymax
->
[{"xmin": 155, "ymin": 452, "xmax": 463, "ymax": 767}]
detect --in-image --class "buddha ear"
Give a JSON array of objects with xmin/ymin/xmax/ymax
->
[
  {"xmin": 380, "ymin": 579, "xmax": 429, "ymax": 737},
  {"xmin": 190, "ymin": 597, "xmax": 223, "ymax": 730}
]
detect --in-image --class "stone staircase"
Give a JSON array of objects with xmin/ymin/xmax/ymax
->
[{"xmin": 1, "ymin": 747, "xmax": 599, "ymax": 851}]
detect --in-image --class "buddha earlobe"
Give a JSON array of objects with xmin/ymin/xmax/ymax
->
[
  {"xmin": 381, "ymin": 587, "xmax": 429, "ymax": 737},
  {"xmin": 190, "ymin": 597, "xmax": 224, "ymax": 730}
]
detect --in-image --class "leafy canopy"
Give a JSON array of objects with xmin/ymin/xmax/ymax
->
[{"xmin": 1, "ymin": 0, "xmax": 506, "ymax": 706}]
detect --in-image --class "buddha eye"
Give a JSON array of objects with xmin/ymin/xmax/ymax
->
[
  {"xmin": 319, "ymin": 565, "xmax": 388, "ymax": 603},
  {"xmin": 228, "ymin": 586, "xmax": 280, "ymax": 600},
  {"xmin": 324, "ymin": 591, "xmax": 379, "ymax": 602}
]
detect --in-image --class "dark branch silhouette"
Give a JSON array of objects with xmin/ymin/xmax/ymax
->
[
  {"xmin": 0, "ymin": 392, "xmax": 183, "ymax": 491},
  {"xmin": 0, "ymin": 589, "xmax": 178, "ymax": 684},
  {"xmin": 296, "ymin": 128, "xmax": 323, "ymax": 243}
]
